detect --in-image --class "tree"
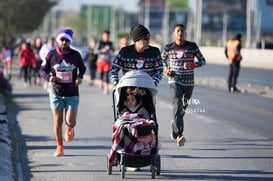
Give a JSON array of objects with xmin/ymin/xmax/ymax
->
[
  {"xmin": 166, "ymin": 0, "xmax": 188, "ymax": 10},
  {"xmin": 0, "ymin": 0, "xmax": 56, "ymax": 45},
  {"xmin": 66, "ymin": 15, "xmax": 86, "ymax": 43}
]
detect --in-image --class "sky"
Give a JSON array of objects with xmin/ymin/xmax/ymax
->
[
  {"xmin": 53, "ymin": 0, "xmax": 196, "ymax": 12},
  {"xmin": 53, "ymin": 0, "xmax": 139, "ymax": 12}
]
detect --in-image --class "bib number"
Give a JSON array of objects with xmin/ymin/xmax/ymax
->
[{"xmin": 56, "ymin": 71, "xmax": 72, "ymax": 83}]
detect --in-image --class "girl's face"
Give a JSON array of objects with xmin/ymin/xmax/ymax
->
[{"xmin": 126, "ymin": 95, "xmax": 137, "ymax": 106}]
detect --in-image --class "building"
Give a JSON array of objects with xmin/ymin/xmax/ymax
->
[
  {"xmin": 254, "ymin": 0, "xmax": 273, "ymax": 48},
  {"xmin": 137, "ymin": 0, "xmax": 188, "ymax": 45}
]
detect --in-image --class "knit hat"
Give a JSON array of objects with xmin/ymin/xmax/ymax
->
[
  {"xmin": 56, "ymin": 28, "xmax": 73, "ymax": 43},
  {"xmin": 130, "ymin": 24, "xmax": 150, "ymax": 42}
]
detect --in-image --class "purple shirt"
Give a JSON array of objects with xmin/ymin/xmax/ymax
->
[{"xmin": 40, "ymin": 47, "xmax": 86, "ymax": 96}]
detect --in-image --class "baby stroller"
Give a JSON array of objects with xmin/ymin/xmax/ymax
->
[{"xmin": 107, "ymin": 70, "xmax": 161, "ymax": 179}]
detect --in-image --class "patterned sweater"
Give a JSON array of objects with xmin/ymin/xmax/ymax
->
[
  {"xmin": 161, "ymin": 41, "xmax": 206, "ymax": 86},
  {"xmin": 40, "ymin": 47, "xmax": 86, "ymax": 96},
  {"xmin": 109, "ymin": 45, "xmax": 163, "ymax": 86}
]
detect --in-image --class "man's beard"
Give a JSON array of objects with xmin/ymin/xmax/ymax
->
[{"xmin": 59, "ymin": 45, "xmax": 70, "ymax": 53}]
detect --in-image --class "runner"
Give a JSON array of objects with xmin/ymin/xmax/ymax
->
[
  {"xmin": 40, "ymin": 28, "xmax": 86, "ymax": 156},
  {"xmin": 162, "ymin": 24, "xmax": 206, "ymax": 146},
  {"xmin": 96, "ymin": 30, "xmax": 115, "ymax": 94}
]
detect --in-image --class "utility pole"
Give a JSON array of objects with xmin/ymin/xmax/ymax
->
[
  {"xmin": 144, "ymin": 0, "xmax": 150, "ymax": 30},
  {"xmin": 222, "ymin": 10, "xmax": 228, "ymax": 46},
  {"xmin": 246, "ymin": 0, "xmax": 251, "ymax": 48},
  {"xmin": 255, "ymin": 7, "xmax": 261, "ymax": 46},
  {"xmin": 86, "ymin": 6, "xmax": 92, "ymax": 42},
  {"xmin": 195, "ymin": 0, "xmax": 203, "ymax": 45},
  {"xmin": 111, "ymin": 6, "xmax": 116, "ymax": 43},
  {"xmin": 162, "ymin": 0, "xmax": 170, "ymax": 46},
  {"xmin": 51, "ymin": 11, "xmax": 57, "ymax": 35}
]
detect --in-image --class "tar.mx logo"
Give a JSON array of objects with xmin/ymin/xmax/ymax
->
[{"xmin": 182, "ymin": 95, "xmax": 205, "ymax": 114}]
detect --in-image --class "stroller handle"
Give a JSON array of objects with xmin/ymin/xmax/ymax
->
[{"xmin": 112, "ymin": 89, "xmax": 117, "ymax": 123}]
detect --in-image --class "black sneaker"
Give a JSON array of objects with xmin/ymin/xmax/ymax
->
[{"xmin": 230, "ymin": 86, "xmax": 240, "ymax": 92}]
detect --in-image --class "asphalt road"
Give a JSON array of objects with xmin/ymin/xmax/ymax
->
[
  {"xmin": 157, "ymin": 64, "xmax": 273, "ymax": 139},
  {"xmin": 9, "ymin": 64, "xmax": 273, "ymax": 181}
]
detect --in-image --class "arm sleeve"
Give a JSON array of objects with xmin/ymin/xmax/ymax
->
[
  {"xmin": 77, "ymin": 55, "xmax": 86, "ymax": 79},
  {"xmin": 161, "ymin": 49, "xmax": 169, "ymax": 68},
  {"xmin": 150, "ymin": 48, "xmax": 163, "ymax": 86},
  {"xmin": 109, "ymin": 51, "xmax": 122, "ymax": 85},
  {"xmin": 194, "ymin": 44, "xmax": 206, "ymax": 68},
  {"xmin": 39, "ymin": 54, "xmax": 52, "ymax": 81}
]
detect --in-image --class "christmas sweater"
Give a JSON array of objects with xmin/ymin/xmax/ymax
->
[
  {"xmin": 110, "ymin": 45, "xmax": 163, "ymax": 86},
  {"xmin": 161, "ymin": 41, "xmax": 206, "ymax": 86},
  {"xmin": 40, "ymin": 47, "xmax": 86, "ymax": 96}
]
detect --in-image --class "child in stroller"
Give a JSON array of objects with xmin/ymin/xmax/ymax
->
[
  {"xmin": 107, "ymin": 70, "xmax": 160, "ymax": 178},
  {"xmin": 121, "ymin": 87, "xmax": 149, "ymax": 118}
]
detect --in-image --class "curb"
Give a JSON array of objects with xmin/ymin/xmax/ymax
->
[
  {"xmin": 0, "ymin": 94, "xmax": 14, "ymax": 181},
  {"xmin": 195, "ymin": 75, "xmax": 273, "ymax": 99}
]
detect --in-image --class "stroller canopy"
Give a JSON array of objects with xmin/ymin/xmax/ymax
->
[{"xmin": 115, "ymin": 70, "xmax": 157, "ymax": 106}]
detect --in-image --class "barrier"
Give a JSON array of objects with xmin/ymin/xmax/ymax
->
[{"xmin": 200, "ymin": 47, "xmax": 273, "ymax": 70}]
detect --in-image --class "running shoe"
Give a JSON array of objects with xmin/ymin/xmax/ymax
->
[
  {"xmin": 65, "ymin": 126, "xmax": 74, "ymax": 142},
  {"xmin": 177, "ymin": 135, "xmax": 186, "ymax": 147},
  {"xmin": 53, "ymin": 145, "xmax": 64, "ymax": 156}
]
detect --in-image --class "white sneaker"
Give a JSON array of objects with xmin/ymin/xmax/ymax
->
[{"xmin": 177, "ymin": 135, "xmax": 186, "ymax": 147}]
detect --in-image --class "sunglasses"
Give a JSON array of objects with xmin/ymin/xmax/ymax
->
[
  {"xmin": 60, "ymin": 38, "xmax": 70, "ymax": 42},
  {"xmin": 142, "ymin": 35, "xmax": 150, "ymax": 41}
]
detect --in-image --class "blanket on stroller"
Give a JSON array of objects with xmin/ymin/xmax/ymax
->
[{"xmin": 108, "ymin": 112, "xmax": 156, "ymax": 165}]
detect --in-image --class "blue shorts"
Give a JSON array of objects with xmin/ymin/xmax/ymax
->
[{"xmin": 49, "ymin": 94, "xmax": 79, "ymax": 110}]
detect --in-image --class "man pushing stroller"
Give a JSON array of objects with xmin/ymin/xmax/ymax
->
[{"xmin": 109, "ymin": 24, "xmax": 163, "ymax": 87}]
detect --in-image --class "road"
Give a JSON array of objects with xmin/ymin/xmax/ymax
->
[
  {"xmin": 9, "ymin": 64, "xmax": 273, "ymax": 181},
  {"xmin": 158, "ymin": 64, "xmax": 273, "ymax": 139}
]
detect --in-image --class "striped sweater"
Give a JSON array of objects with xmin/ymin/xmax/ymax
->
[
  {"xmin": 161, "ymin": 41, "xmax": 206, "ymax": 86},
  {"xmin": 110, "ymin": 44, "xmax": 163, "ymax": 86}
]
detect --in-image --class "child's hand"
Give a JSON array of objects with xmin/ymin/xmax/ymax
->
[
  {"xmin": 165, "ymin": 67, "xmax": 172, "ymax": 76},
  {"xmin": 183, "ymin": 62, "xmax": 195, "ymax": 70}
]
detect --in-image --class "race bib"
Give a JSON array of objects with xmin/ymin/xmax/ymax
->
[{"xmin": 56, "ymin": 71, "xmax": 72, "ymax": 83}]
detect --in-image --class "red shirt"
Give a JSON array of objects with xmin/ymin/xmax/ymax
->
[{"xmin": 19, "ymin": 48, "xmax": 36, "ymax": 67}]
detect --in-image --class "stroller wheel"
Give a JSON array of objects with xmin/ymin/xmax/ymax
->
[
  {"xmin": 106, "ymin": 155, "xmax": 112, "ymax": 175},
  {"xmin": 151, "ymin": 165, "xmax": 156, "ymax": 179},
  {"xmin": 156, "ymin": 155, "xmax": 161, "ymax": 175},
  {"xmin": 121, "ymin": 165, "xmax": 126, "ymax": 178}
]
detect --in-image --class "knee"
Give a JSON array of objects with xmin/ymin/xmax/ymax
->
[{"xmin": 66, "ymin": 121, "xmax": 76, "ymax": 128}]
